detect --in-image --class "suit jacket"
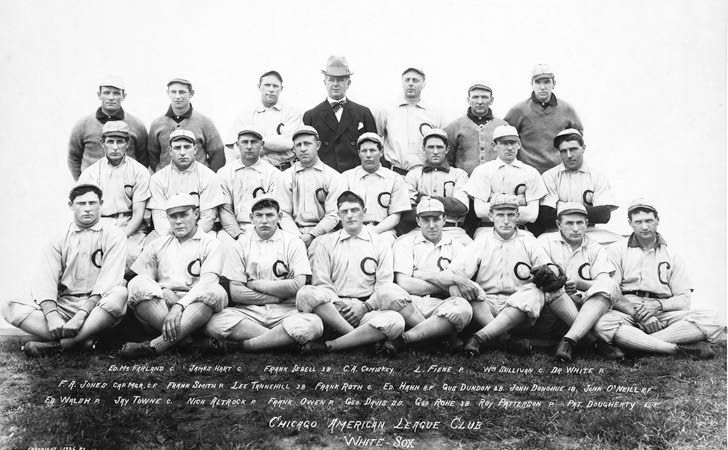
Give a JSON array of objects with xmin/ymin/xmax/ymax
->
[{"xmin": 303, "ymin": 99, "xmax": 377, "ymax": 173}]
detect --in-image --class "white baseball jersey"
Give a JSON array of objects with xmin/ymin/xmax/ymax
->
[
  {"xmin": 148, "ymin": 161, "xmax": 225, "ymax": 211},
  {"xmin": 541, "ymin": 162, "xmax": 617, "ymax": 208},
  {"xmin": 405, "ymin": 165, "xmax": 469, "ymax": 224},
  {"xmin": 78, "ymin": 156, "xmax": 151, "ymax": 215},
  {"xmin": 538, "ymin": 232, "xmax": 614, "ymax": 282},
  {"xmin": 466, "ymin": 157, "xmax": 547, "ymax": 204},
  {"xmin": 217, "ymin": 158, "xmax": 281, "ymax": 225},
  {"xmin": 376, "ymin": 100, "xmax": 445, "ymax": 170},
  {"xmin": 393, "ymin": 231, "xmax": 466, "ymax": 276},
  {"xmin": 228, "ymin": 103, "xmax": 303, "ymax": 166},
  {"xmin": 337, "ymin": 166, "xmax": 411, "ymax": 223}
]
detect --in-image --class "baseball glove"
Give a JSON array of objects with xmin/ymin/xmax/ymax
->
[{"xmin": 530, "ymin": 263, "xmax": 567, "ymax": 293}]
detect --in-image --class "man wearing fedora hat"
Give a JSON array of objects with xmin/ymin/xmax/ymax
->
[{"xmin": 302, "ymin": 56, "xmax": 377, "ymax": 173}]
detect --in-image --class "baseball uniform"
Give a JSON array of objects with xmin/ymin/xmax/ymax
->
[{"xmin": 444, "ymin": 109, "xmax": 508, "ymax": 176}]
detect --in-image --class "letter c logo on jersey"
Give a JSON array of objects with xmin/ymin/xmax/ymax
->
[
  {"xmin": 124, "ymin": 184, "xmax": 134, "ymax": 200},
  {"xmin": 377, "ymin": 192, "xmax": 392, "ymax": 209},
  {"xmin": 276, "ymin": 123, "xmax": 284, "ymax": 135},
  {"xmin": 188, "ymin": 191, "xmax": 201, "ymax": 200},
  {"xmin": 419, "ymin": 122, "xmax": 434, "ymax": 136},
  {"xmin": 252, "ymin": 187, "xmax": 266, "ymax": 198},
  {"xmin": 437, "ymin": 257, "xmax": 452, "ymax": 271},
  {"xmin": 443, "ymin": 181, "xmax": 455, "ymax": 198},
  {"xmin": 360, "ymin": 257, "xmax": 377, "ymax": 276},
  {"xmin": 91, "ymin": 249, "xmax": 104, "ymax": 269},
  {"xmin": 273, "ymin": 260, "xmax": 290, "ymax": 278},
  {"xmin": 578, "ymin": 262, "xmax": 593, "ymax": 281},
  {"xmin": 582, "ymin": 190, "xmax": 594, "ymax": 206},
  {"xmin": 513, "ymin": 184, "xmax": 526, "ymax": 196},
  {"xmin": 187, "ymin": 259, "xmax": 201, "ymax": 277},
  {"xmin": 514, "ymin": 262, "xmax": 532, "ymax": 281},
  {"xmin": 315, "ymin": 188, "xmax": 328, "ymax": 206},
  {"xmin": 657, "ymin": 262, "xmax": 671, "ymax": 286}
]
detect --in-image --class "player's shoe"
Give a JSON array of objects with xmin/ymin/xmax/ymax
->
[
  {"xmin": 594, "ymin": 340, "xmax": 625, "ymax": 361},
  {"xmin": 441, "ymin": 335, "xmax": 464, "ymax": 354},
  {"xmin": 300, "ymin": 341, "xmax": 329, "ymax": 355},
  {"xmin": 677, "ymin": 341, "xmax": 716, "ymax": 360},
  {"xmin": 376, "ymin": 337, "xmax": 407, "ymax": 357},
  {"xmin": 461, "ymin": 335, "xmax": 486, "ymax": 357},
  {"xmin": 119, "ymin": 342, "xmax": 157, "ymax": 360},
  {"xmin": 555, "ymin": 337, "xmax": 575, "ymax": 362},
  {"xmin": 503, "ymin": 337, "xmax": 533, "ymax": 355},
  {"xmin": 22, "ymin": 341, "xmax": 62, "ymax": 357}
]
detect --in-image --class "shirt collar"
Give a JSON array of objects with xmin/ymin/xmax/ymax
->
[
  {"xmin": 95, "ymin": 107, "xmax": 125, "ymax": 123},
  {"xmin": 627, "ymin": 233, "xmax": 668, "ymax": 249},
  {"xmin": 165, "ymin": 104, "xmax": 194, "ymax": 122},
  {"xmin": 171, "ymin": 161, "xmax": 199, "ymax": 173},
  {"xmin": 181, "ymin": 227, "xmax": 207, "ymax": 242},
  {"xmin": 255, "ymin": 228, "xmax": 282, "ymax": 243},
  {"xmin": 466, "ymin": 107, "xmax": 493, "ymax": 125},
  {"xmin": 294, "ymin": 159, "xmax": 324, "ymax": 172},
  {"xmin": 338, "ymin": 228, "xmax": 372, "ymax": 243},
  {"xmin": 398, "ymin": 98, "xmax": 428, "ymax": 109},
  {"xmin": 556, "ymin": 161, "xmax": 590, "ymax": 173},
  {"xmin": 70, "ymin": 220, "xmax": 103, "ymax": 232},
  {"xmin": 554, "ymin": 231, "xmax": 595, "ymax": 250},
  {"xmin": 530, "ymin": 91, "xmax": 558, "ymax": 108},
  {"xmin": 414, "ymin": 231, "xmax": 452, "ymax": 248},
  {"xmin": 255, "ymin": 103, "xmax": 283, "ymax": 113},
  {"xmin": 355, "ymin": 165, "xmax": 385, "ymax": 178},
  {"xmin": 103, "ymin": 156, "xmax": 127, "ymax": 167},
  {"xmin": 494, "ymin": 157, "xmax": 524, "ymax": 168},
  {"xmin": 327, "ymin": 97, "xmax": 347, "ymax": 105},
  {"xmin": 422, "ymin": 161, "xmax": 451, "ymax": 173},
  {"xmin": 233, "ymin": 157, "xmax": 263, "ymax": 172}
]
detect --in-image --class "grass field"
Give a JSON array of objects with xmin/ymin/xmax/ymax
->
[{"xmin": 0, "ymin": 338, "xmax": 725, "ymax": 450}]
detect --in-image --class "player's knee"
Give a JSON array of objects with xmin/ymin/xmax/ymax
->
[
  {"xmin": 592, "ymin": 312, "xmax": 621, "ymax": 343},
  {"xmin": 680, "ymin": 310, "xmax": 725, "ymax": 343},
  {"xmin": 192, "ymin": 284, "xmax": 229, "ymax": 313},
  {"xmin": 295, "ymin": 286, "xmax": 332, "ymax": 313},
  {"xmin": 98, "ymin": 286, "xmax": 129, "ymax": 319},
  {"xmin": 373, "ymin": 283, "xmax": 411, "ymax": 311},
  {"xmin": 365, "ymin": 311, "xmax": 405, "ymax": 340},
  {"xmin": 584, "ymin": 278, "xmax": 620, "ymax": 305},
  {"xmin": 281, "ymin": 313, "xmax": 324, "ymax": 344},
  {"xmin": 203, "ymin": 314, "xmax": 227, "ymax": 340},
  {"xmin": 438, "ymin": 297, "xmax": 473, "ymax": 332},
  {"xmin": 127, "ymin": 275, "xmax": 162, "ymax": 307}
]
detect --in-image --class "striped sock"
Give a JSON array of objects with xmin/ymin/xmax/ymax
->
[
  {"xmin": 328, "ymin": 323, "xmax": 387, "ymax": 351},
  {"xmin": 613, "ymin": 325, "xmax": 677, "ymax": 354},
  {"xmin": 60, "ymin": 307, "xmax": 115, "ymax": 349},
  {"xmin": 564, "ymin": 296, "xmax": 610, "ymax": 343},
  {"xmin": 151, "ymin": 303, "xmax": 213, "ymax": 353},
  {"xmin": 471, "ymin": 301, "xmax": 495, "ymax": 328},
  {"xmin": 312, "ymin": 302, "xmax": 355, "ymax": 335},
  {"xmin": 649, "ymin": 321, "xmax": 706, "ymax": 344},
  {"xmin": 549, "ymin": 293, "xmax": 579, "ymax": 325},
  {"xmin": 396, "ymin": 303, "xmax": 426, "ymax": 329},
  {"xmin": 134, "ymin": 297, "xmax": 169, "ymax": 331},
  {"xmin": 18, "ymin": 311, "xmax": 54, "ymax": 341},
  {"xmin": 242, "ymin": 325, "xmax": 297, "ymax": 351},
  {"xmin": 403, "ymin": 316, "xmax": 454, "ymax": 344},
  {"xmin": 475, "ymin": 307, "xmax": 527, "ymax": 342}
]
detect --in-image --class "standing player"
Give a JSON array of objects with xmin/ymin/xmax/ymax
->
[
  {"xmin": 68, "ymin": 76, "xmax": 148, "ymax": 179},
  {"xmin": 404, "ymin": 129, "xmax": 470, "ymax": 245},
  {"xmin": 466, "ymin": 125, "xmax": 547, "ymax": 239},
  {"xmin": 204, "ymin": 196, "xmax": 323, "ymax": 352},
  {"xmin": 78, "ymin": 121, "xmax": 151, "ymax": 269},
  {"xmin": 147, "ymin": 129, "xmax": 225, "ymax": 239},
  {"xmin": 335, "ymin": 132, "xmax": 411, "ymax": 246},
  {"xmin": 148, "ymin": 77, "xmax": 225, "ymax": 172},
  {"xmin": 4, "ymin": 183, "xmax": 128, "ymax": 356},
  {"xmin": 217, "ymin": 128, "xmax": 281, "ymax": 241},
  {"xmin": 295, "ymin": 191, "xmax": 408, "ymax": 353},
  {"xmin": 119, "ymin": 194, "xmax": 228, "ymax": 359},
  {"xmin": 592, "ymin": 200, "xmax": 723, "ymax": 359}
]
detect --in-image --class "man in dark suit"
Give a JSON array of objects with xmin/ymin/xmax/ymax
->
[{"xmin": 303, "ymin": 56, "xmax": 377, "ymax": 173}]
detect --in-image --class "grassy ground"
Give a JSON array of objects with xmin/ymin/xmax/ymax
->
[{"xmin": 0, "ymin": 338, "xmax": 724, "ymax": 450}]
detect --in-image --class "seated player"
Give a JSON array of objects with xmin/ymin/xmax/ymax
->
[
  {"xmin": 78, "ymin": 121, "xmax": 150, "ymax": 270},
  {"xmin": 275, "ymin": 125, "xmax": 342, "ymax": 251},
  {"xmin": 295, "ymin": 191, "xmax": 409, "ymax": 353},
  {"xmin": 204, "ymin": 196, "xmax": 323, "ymax": 352},
  {"xmin": 593, "ymin": 199, "xmax": 724, "ymax": 359},
  {"xmin": 466, "ymin": 125, "xmax": 547, "ymax": 240},
  {"xmin": 538, "ymin": 202, "xmax": 625, "ymax": 361},
  {"xmin": 336, "ymin": 132, "xmax": 411, "ymax": 246},
  {"xmin": 119, "ymin": 193, "xmax": 228, "ymax": 359},
  {"xmin": 147, "ymin": 129, "xmax": 224, "ymax": 239},
  {"xmin": 4, "ymin": 183, "xmax": 127, "ymax": 356},
  {"xmin": 217, "ymin": 127, "xmax": 281, "ymax": 242},
  {"xmin": 441, "ymin": 194, "xmax": 562, "ymax": 356},
  {"xmin": 404, "ymin": 129, "xmax": 470, "ymax": 245},
  {"xmin": 536, "ymin": 128, "xmax": 620, "ymax": 242},
  {"xmin": 382, "ymin": 197, "xmax": 473, "ymax": 354}
]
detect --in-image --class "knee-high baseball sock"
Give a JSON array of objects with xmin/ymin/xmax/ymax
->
[
  {"xmin": 396, "ymin": 303, "xmax": 426, "ymax": 329},
  {"xmin": 18, "ymin": 311, "xmax": 54, "ymax": 341},
  {"xmin": 649, "ymin": 320, "xmax": 706, "ymax": 344},
  {"xmin": 134, "ymin": 297, "xmax": 169, "ymax": 331},
  {"xmin": 564, "ymin": 296, "xmax": 610, "ymax": 343},
  {"xmin": 327, "ymin": 324, "xmax": 387, "ymax": 351},
  {"xmin": 242, "ymin": 325, "xmax": 297, "ymax": 351},
  {"xmin": 151, "ymin": 303, "xmax": 213, "ymax": 353},
  {"xmin": 470, "ymin": 301, "xmax": 495, "ymax": 328},
  {"xmin": 228, "ymin": 320, "xmax": 269, "ymax": 342},
  {"xmin": 612, "ymin": 325, "xmax": 677, "ymax": 354},
  {"xmin": 60, "ymin": 307, "xmax": 115, "ymax": 349},
  {"xmin": 403, "ymin": 316, "xmax": 455, "ymax": 343},
  {"xmin": 312, "ymin": 302, "xmax": 354, "ymax": 335},
  {"xmin": 474, "ymin": 307, "xmax": 527, "ymax": 342},
  {"xmin": 549, "ymin": 293, "xmax": 579, "ymax": 325}
]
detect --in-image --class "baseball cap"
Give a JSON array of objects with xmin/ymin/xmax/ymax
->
[
  {"xmin": 490, "ymin": 193, "xmax": 519, "ymax": 211},
  {"xmin": 402, "ymin": 66, "xmax": 425, "ymax": 78},
  {"xmin": 237, "ymin": 128, "xmax": 264, "ymax": 141},
  {"xmin": 169, "ymin": 129, "xmax": 197, "ymax": 144},
  {"xmin": 260, "ymin": 70, "xmax": 283, "ymax": 83},
  {"xmin": 251, "ymin": 195, "xmax": 280, "ymax": 212},
  {"xmin": 167, "ymin": 76, "xmax": 192, "ymax": 88},
  {"xmin": 99, "ymin": 75, "xmax": 126, "ymax": 91},
  {"xmin": 557, "ymin": 202, "xmax": 588, "ymax": 217},
  {"xmin": 292, "ymin": 125, "xmax": 319, "ymax": 141},
  {"xmin": 102, "ymin": 121, "xmax": 130, "ymax": 138},
  {"xmin": 416, "ymin": 197, "xmax": 445, "ymax": 217},
  {"xmin": 627, "ymin": 198, "xmax": 658, "ymax": 216},
  {"xmin": 468, "ymin": 82, "xmax": 493, "ymax": 95},
  {"xmin": 69, "ymin": 181, "xmax": 102, "ymax": 201},
  {"xmin": 531, "ymin": 64, "xmax": 555, "ymax": 81},
  {"xmin": 422, "ymin": 128, "xmax": 448, "ymax": 144},
  {"xmin": 492, "ymin": 125, "xmax": 519, "ymax": 141},
  {"xmin": 553, "ymin": 128, "xmax": 584, "ymax": 148},
  {"xmin": 165, "ymin": 193, "xmax": 199, "ymax": 214},
  {"xmin": 357, "ymin": 132, "xmax": 383, "ymax": 147},
  {"xmin": 321, "ymin": 56, "xmax": 353, "ymax": 77}
]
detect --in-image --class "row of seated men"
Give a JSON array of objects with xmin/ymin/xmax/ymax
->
[{"xmin": 5, "ymin": 171, "xmax": 723, "ymax": 361}]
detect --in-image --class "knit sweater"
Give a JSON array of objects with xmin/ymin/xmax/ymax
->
[
  {"xmin": 444, "ymin": 113, "xmax": 508, "ymax": 176},
  {"xmin": 67, "ymin": 111, "xmax": 148, "ymax": 180},
  {"xmin": 503, "ymin": 95, "xmax": 583, "ymax": 174},
  {"xmin": 148, "ymin": 108, "xmax": 225, "ymax": 172}
]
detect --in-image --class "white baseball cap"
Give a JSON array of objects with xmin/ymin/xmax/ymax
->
[{"xmin": 493, "ymin": 125, "xmax": 519, "ymax": 141}]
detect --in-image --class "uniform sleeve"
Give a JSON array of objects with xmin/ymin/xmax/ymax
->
[
  {"xmin": 203, "ymin": 119, "xmax": 226, "ymax": 172},
  {"xmin": 77, "ymin": 166, "xmax": 97, "ymax": 186},
  {"xmin": 147, "ymin": 173, "xmax": 166, "ymax": 210},
  {"xmin": 527, "ymin": 237, "xmax": 553, "ymax": 268},
  {"xmin": 375, "ymin": 106, "xmax": 388, "ymax": 137},
  {"xmin": 311, "ymin": 236, "xmax": 336, "ymax": 291},
  {"xmin": 132, "ymin": 166, "xmax": 152, "ymax": 203},
  {"xmin": 132, "ymin": 120, "xmax": 150, "ymax": 168},
  {"xmin": 452, "ymin": 170, "xmax": 470, "ymax": 207},
  {"xmin": 200, "ymin": 238, "xmax": 224, "ymax": 277},
  {"xmin": 568, "ymin": 105, "xmax": 584, "ymax": 133},
  {"xmin": 147, "ymin": 120, "xmax": 163, "ymax": 172},
  {"xmin": 221, "ymin": 240, "xmax": 248, "ymax": 283},
  {"xmin": 68, "ymin": 120, "xmax": 86, "ymax": 181},
  {"xmin": 606, "ymin": 242, "xmax": 625, "ymax": 286},
  {"xmin": 374, "ymin": 238, "xmax": 395, "ymax": 286},
  {"xmin": 388, "ymin": 174, "xmax": 412, "ymax": 214},
  {"xmin": 267, "ymin": 166, "xmax": 281, "ymax": 197},
  {"xmin": 525, "ymin": 167, "xmax": 548, "ymax": 202},
  {"xmin": 592, "ymin": 171, "xmax": 617, "ymax": 207},
  {"xmin": 504, "ymin": 104, "xmax": 524, "ymax": 132},
  {"xmin": 541, "ymin": 169, "xmax": 558, "ymax": 208},
  {"xmin": 263, "ymin": 108, "xmax": 303, "ymax": 152},
  {"xmin": 287, "ymin": 237, "xmax": 313, "ymax": 277},
  {"xmin": 275, "ymin": 169, "xmax": 299, "ymax": 234},
  {"xmin": 31, "ymin": 235, "xmax": 64, "ymax": 302},
  {"xmin": 449, "ymin": 240, "xmax": 483, "ymax": 279},
  {"xmin": 91, "ymin": 227, "xmax": 127, "ymax": 296},
  {"xmin": 444, "ymin": 119, "xmax": 459, "ymax": 167},
  {"xmin": 667, "ymin": 251, "xmax": 692, "ymax": 295},
  {"xmin": 130, "ymin": 240, "xmax": 159, "ymax": 279},
  {"xmin": 589, "ymin": 245, "xmax": 615, "ymax": 278},
  {"xmin": 309, "ymin": 170, "xmax": 342, "ymax": 237},
  {"xmin": 199, "ymin": 170, "xmax": 225, "ymax": 210},
  {"xmin": 218, "ymin": 167, "xmax": 234, "ymax": 205},
  {"xmin": 404, "ymin": 170, "xmax": 420, "ymax": 205},
  {"xmin": 464, "ymin": 166, "xmax": 491, "ymax": 202},
  {"xmin": 392, "ymin": 237, "xmax": 415, "ymax": 276}
]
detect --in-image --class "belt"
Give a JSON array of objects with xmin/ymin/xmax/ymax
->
[
  {"xmin": 622, "ymin": 290, "xmax": 661, "ymax": 299},
  {"xmin": 274, "ymin": 161, "xmax": 293, "ymax": 171},
  {"xmin": 363, "ymin": 221, "xmax": 380, "ymax": 226},
  {"xmin": 102, "ymin": 212, "xmax": 132, "ymax": 219},
  {"xmin": 390, "ymin": 165, "xmax": 408, "ymax": 176},
  {"xmin": 478, "ymin": 221, "xmax": 526, "ymax": 230},
  {"xmin": 429, "ymin": 293, "xmax": 448, "ymax": 300}
]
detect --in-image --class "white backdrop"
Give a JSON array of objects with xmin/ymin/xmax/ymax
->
[{"xmin": 0, "ymin": 0, "xmax": 725, "ymax": 323}]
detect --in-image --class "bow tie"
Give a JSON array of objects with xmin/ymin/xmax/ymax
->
[
  {"xmin": 331, "ymin": 100, "xmax": 346, "ymax": 112},
  {"xmin": 422, "ymin": 165, "xmax": 450, "ymax": 173}
]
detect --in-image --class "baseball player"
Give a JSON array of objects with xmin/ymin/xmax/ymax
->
[
  {"xmin": 376, "ymin": 66, "xmax": 445, "ymax": 174},
  {"xmin": 592, "ymin": 199, "xmax": 724, "ymax": 359},
  {"xmin": 147, "ymin": 129, "xmax": 225, "ymax": 240},
  {"xmin": 225, "ymin": 70, "xmax": 303, "ymax": 170},
  {"xmin": 68, "ymin": 76, "xmax": 148, "ymax": 180},
  {"xmin": 381, "ymin": 197, "xmax": 473, "ymax": 354},
  {"xmin": 536, "ymin": 128, "xmax": 620, "ymax": 242},
  {"xmin": 275, "ymin": 125, "xmax": 343, "ymax": 250},
  {"xmin": 440, "ymin": 194, "xmax": 561, "ymax": 356},
  {"xmin": 147, "ymin": 77, "xmax": 225, "ymax": 172},
  {"xmin": 404, "ymin": 129, "xmax": 471, "ymax": 245},
  {"xmin": 78, "ymin": 121, "xmax": 151, "ymax": 270},
  {"xmin": 538, "ymin": 202, "xmax": 625, "ymax": 361},
  {"xmin": 5, "ymin": 183, "xmax": 127, "ymax": 356},
  {"xmin": 204, "ymin": 196, "xmax": 323, "ymax": 352},
  {"xmin": 334, "ymin": 132, "xmax": 411, "ymax": 246},
  {"xmin": 295, "ymin": 191, "xmax": 408, "ymax": 353},
  {"xmin": 217, "ymin": 128, "xmax": 281, "ymax": 242},
  {"xmin": 466, "ymin": 125, "xmax": 547, "ymax": 240},
  {"xmin": 119, "ymin": 193, "xmax": 228, "ymax": 359}
]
